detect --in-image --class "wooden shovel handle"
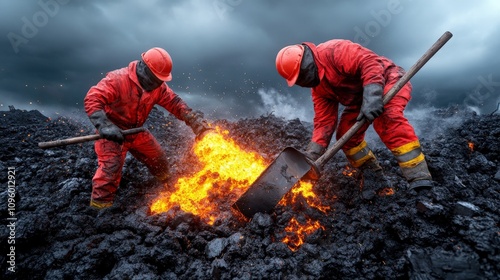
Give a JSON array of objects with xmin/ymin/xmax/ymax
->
[{"xmin": 38, "ymin": 127, "xmax": 146, "ymax": 149}]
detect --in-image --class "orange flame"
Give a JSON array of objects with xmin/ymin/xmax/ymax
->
[
  {"xmin": 282, "ymin": 217, "xmax": 324, "ymax": 251},
  {"xmin": 279, "ymin": 181, "xmax": 331, "ymax": 213},
  {"xmin": 278, "ymin": 180, "xmax": 330, "ymax": 251},
  {"xmin": 150, "ymin": 127, "xmax": 267, "ymax": 225},
  {"xmin": 150, "ymin": 126, "xmax": 328, "ymax": 251}
]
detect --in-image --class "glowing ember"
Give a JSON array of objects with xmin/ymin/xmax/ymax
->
[
  {"xmin": 282, "ymin": 216, "xmax": 325, "ymax": 251},
  {"xmin": 279, "ymin": 181, "xmax": 330, "ymax": 213},
  {"xmin": 150, "ymin": 127, "xmax": 267, "ymax": 225},
  {"xmin": 342, "ymin": 165, "xmax": 357, "ymax": 177},
  {"xmin": 278, "ymin": 181, "xmax": 330, "ymax": 250},
  {"xmin": 378, "ymin": 187, "xmax": 395, "ymax": 196},
  {"xmin": 468, "ymin": 141, "xmax": 474, "ymax": 151}
]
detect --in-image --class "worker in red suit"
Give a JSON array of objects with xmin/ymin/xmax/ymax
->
[
  {"xmin": 84, "ymin": 47, "xmax": 211, "ymax": 209},
  {"xmin": 275, "ymin": 40, "xmax": 433, "ymax": 191}
]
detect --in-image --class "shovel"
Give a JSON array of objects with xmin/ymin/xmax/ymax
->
[
  {"xmin": 233, "ymin": 31, "xmax": 453, "ymax": 218},
  {"xmin": 38, "ymin": 127, "xmax": 145, "ymax": 149}
]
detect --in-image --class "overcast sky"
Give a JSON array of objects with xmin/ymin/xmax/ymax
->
[{"xmin": 1, "ymin": 0, "xmax": 499, "ymax": 121}]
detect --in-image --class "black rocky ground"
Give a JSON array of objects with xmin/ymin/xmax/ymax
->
[{"xmin": 0, "ymin": 105, "xmax": 499, "ymax": 279}]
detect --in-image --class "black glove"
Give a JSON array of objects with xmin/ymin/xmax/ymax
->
[
  {"xmin": 89, "ymin": 110, "xmax": 124, "ymax": 143},
  {"xmin": 303, "ymin": 141, "xmax": 326, "ymax": 162},
  {"xmin": 357, "ymin": 83, "xmax": 384, "ymax": 122},
  {"xmin": 183, "ymin": 110, "xmax": 212, "ymax": 139}
]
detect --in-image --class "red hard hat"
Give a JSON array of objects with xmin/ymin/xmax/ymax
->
[
  {"xmin": 141, "ymin": 47, "xmax": 173, "ymax": 81},
  {"xmin": 275, "ymin": 44, "xmax": 304, "ymax": 87}
]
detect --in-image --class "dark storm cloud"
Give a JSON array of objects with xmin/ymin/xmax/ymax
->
[{"xmin": 1, "ymin": 0, "xmax": 499, "ymax": 119}]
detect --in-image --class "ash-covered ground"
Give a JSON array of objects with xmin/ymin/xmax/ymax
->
[{"xmin": 0, "ymin": 105, "xmax": 499, "ymax": 279}]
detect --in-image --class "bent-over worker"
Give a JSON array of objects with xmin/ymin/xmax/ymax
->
[
  {"xmin": 84, "ymin": 47, "xmax": 210, "ymax": 209},
  {"xmin": 275, "ymin": 39, "xmax": 433, "ymax": 191}
]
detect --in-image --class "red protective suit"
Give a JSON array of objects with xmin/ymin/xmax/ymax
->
[
  {"xmin": 304, "ymin": 40, "xmax": 422, "ymax": 169},
  {"xmin": 84, "ymin": 61, "xmax": 191, "ymax": 205}
]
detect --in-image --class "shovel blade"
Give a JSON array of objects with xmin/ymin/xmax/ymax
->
[{"xmin": 232, "ymin": 147, "xmax": 313, "ymax": 218}]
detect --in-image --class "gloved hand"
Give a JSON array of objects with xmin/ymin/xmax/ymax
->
[
  {"xmin": 303, "ymin": 141, "xmax": 326, "ymax": 162},
  {"xmin": 357, "ymin": 83, "xmax": 384, "ymax": 122},
  {"xmin": 183, "ymin": 110, "xmax": 212, "ymax": 139},
  {"xmin": 89, "ymin": 110, "xmax": 124, "ymax": 143}
]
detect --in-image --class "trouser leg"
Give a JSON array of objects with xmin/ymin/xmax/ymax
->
[
  {"xmin": 337, "ymin": 106, "xmax": 379, "ymax": 169},
  {"xmin": 128, "ymin": 131, "xmax": 170, "ymax": 181},
  {"xmin": 91, "ymin": 139, "xmax": 127, "ymax": 208},
  {"xmin": 372, "ymin": 86, "xmax": 433, "ymax": 190}
]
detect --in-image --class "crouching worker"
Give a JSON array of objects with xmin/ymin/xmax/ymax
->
[
  {"xmin": 84, "ymin": 47, "xmax": 211, "ymax": 209},
  {"xmin": 275, "ymin": 39, "xmax": 433, "ymax": 192}
]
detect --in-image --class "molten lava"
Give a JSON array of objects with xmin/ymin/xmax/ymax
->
[{"xmin": 150, "ymin": 127, "xmax": 267, "ymax": 224}]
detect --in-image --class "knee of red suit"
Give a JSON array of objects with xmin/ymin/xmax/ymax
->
[{"xmin": 143, "ymin": 154, "xmax": 170, "ymax": 180}]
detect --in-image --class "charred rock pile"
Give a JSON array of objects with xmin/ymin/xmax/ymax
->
[{"xmin": 0, "ymin": 105, "xmax": 499, "ymax": 279}]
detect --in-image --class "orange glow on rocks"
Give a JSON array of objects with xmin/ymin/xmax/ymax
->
[
  {"xmin": 468, "ymin": 141, "xmax": 475, "ymax": 152},
  {"xmin": 282, "ymin": 216, "xmax": 325, "ymax": 251},
  {"xmin": 150, "ymin": 126, "xmax": 329, "ymax": 250},
  {"xmin": 378, "ymin": 187, "xmax": 395, "ymax": 196}
]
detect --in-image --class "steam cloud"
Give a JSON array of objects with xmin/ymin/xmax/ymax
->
[{"xmin": 256, "ymin": 88, "xmax": 313, "ymax": 121}]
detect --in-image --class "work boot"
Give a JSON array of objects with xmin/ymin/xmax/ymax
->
[
  {"xmin": 401, "ymin": 160, "xmax": 433, "ymax": 193},
  {"xmin": 358, "ymin": 158, "xmax": 392, "ymax": 200},
  {"xmin": 360, "ymin": 157, "xmax": 383, "ymax": 173}
]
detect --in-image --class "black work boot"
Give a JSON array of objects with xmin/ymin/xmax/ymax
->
[
  {"xmin": 361, "ymin": 158, "xmax": 383, "ymax": 173},
  {"xmin": 358, "ymin": 158, "xmax": 392, "ymax": 200}
]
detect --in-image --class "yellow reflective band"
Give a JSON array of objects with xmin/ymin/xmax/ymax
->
[
  {"xmin": 391, "ymin": 140, "xmax": 421, "ymax": 155},
  {"xmin": 394, "ymin": 148, "xmax": 422, "ymax": 163},
  {"xmin": 398, "ymin": 153, "xmax": 425, "ymax": 168},
  {"xmin": 345, "ymin": 140, "xmax": 368, "ymax": 156},
  {"xmin": 347, "ymin": 150, "xmax": 376, "ymax": 168}
]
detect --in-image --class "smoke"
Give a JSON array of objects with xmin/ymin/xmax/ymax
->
[
  {"xmin": 404, "ymin": 106, "xmax": 469, "ymax": 141},
  {"xmin": 256, "ymin": 88, "xmax": 313, "ymax": 121},
  {"xmin": 465, "ymin": 100, "xmax": 500, "ymax": 116},
  {"xmin": 0, "ymin": 97, "xmax": 89, "ymax": 122},
  {"xmin": 253, "ymin": 89, "xmax": 472, "ymax": 150}
]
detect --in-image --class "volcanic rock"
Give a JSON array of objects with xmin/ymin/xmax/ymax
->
[
  {"xmin": 454, "ymin": 201, "xmax": 480, "ymax": 217},
  {"xmin": 0, "ymin": 106, "xmax": 499, "ymax": 279}
]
